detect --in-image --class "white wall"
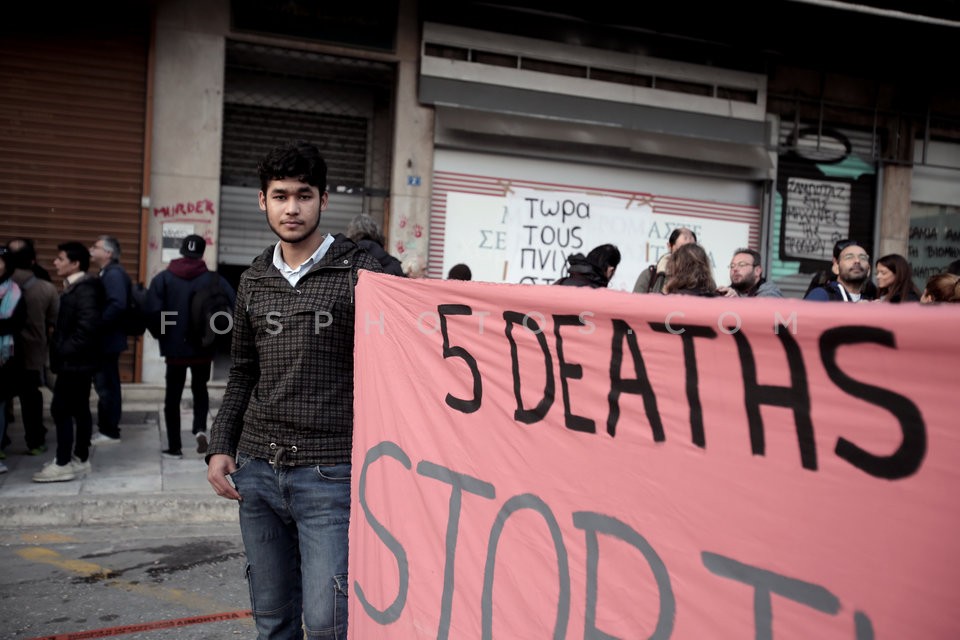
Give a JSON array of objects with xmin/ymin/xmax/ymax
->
[{"xmin": 142, "ymin": 0, "xmax": 229, "ymax": 383}]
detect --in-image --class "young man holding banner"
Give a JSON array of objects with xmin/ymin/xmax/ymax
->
[{"xmin": 206, "ymin": 140, "xmax": 381, "ymax": 639}]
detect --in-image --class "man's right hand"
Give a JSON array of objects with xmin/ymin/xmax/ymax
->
[{"xmin": 207, "ymin": 453, "xmax": 241, "ymax": 501}]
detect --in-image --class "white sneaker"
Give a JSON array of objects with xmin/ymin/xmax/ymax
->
[
  {"xmin": 91, "ymin": 433, "xmax": 120, "ymax": 445},
  {"xmin": 33, "ymin": 460, "xmax": 76, "ymax": 483},
  {"xmin": 0, "ymin": 461, "xmax": 8, "ymax": 474},
  {"xmin": 71, "ymin": 456, "xmax": 92, "ymax": 477}
]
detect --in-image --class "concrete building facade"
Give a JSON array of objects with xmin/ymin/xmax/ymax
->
[{"xmin": 2, "ymin": 0, "xmax": 958, "ymax": 381}]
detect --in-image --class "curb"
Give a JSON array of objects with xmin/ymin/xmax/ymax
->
[{"xmin": 0, "ymin": 493, "xmax": 239, "ymax": 527}]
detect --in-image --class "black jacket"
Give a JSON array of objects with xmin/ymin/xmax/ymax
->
[
  {"xmin": 208, "ymin": 234, "xmax": 382, "ymax": 466},
  {"xmin": 50, "ymin": 274, "xmax": 105, "ymax": 374},
  {"xmin": 356, "ymin": 238, "xmax": 404, "ymax": 277},
  {"xmin": 554, "ymin": 254, "xmax": 610, "ymax": 288},
  {"xmin": 146, "ymin": 258, "xmax": 237, "ymax": 361}
]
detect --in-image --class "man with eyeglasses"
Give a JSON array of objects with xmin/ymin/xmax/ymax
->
[
  {"xmin": 718, "ymin": 248, "xmax": 783, "ymax": 298},
  {"xmin": 88, "ymin": 236, "xmax": 131, "ymax": 444},
  {"xmin": 804, "ymin": 239, "xmax": 875, "ymax": 302}
]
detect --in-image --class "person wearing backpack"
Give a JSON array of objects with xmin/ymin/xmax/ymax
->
[
  {"xmin": 146, "ymin": 234, "xmax": 235, "ymax": 458},
  {"xmin": 88, "ymin": 235, "xmax": 130, "ymax": 444}
]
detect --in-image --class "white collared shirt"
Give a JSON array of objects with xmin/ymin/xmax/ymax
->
[
  {"xmin": 63, "ymin": 271, "xmax": 85, "ymax": 289},
  {"xmin": 272, "ymin": 234, "xmax": 334, "ymax": 287}
]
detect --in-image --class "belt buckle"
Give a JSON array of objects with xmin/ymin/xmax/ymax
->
[
  {"xmin": 268, "ymin": 445, "xmax": 285, "ymax": 467},
  {"xmin": 268, "ymin": 444, "xmax": 297, "ymax": 466}
]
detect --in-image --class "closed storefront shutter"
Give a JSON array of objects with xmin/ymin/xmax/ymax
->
[
  {"xmin": 0, "ymin": 27, "xmax": 149, "ymax": 381},
  {"xmin": 218, "ymin": 102, "xmax": 367, "ymax": 265},
  {"xmin": 218, "ymin": 41, "xmax": 394, "ymax": 268}
]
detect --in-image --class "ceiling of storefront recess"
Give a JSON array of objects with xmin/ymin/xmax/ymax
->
[{"xmin": 420, "ymin": 0, "xmax": 957, "ymax": 80}]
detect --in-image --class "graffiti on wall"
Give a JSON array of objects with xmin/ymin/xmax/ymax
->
[
  {"xmin": 908, "ymin": 205, "xmax": 960, "ymax": 287},
  {"xmin": 783, "ymin": 177, "xmax": 851, "ymax": 261},
  {"xmin": 152, "ymin": 199, "xmax": 216, "ymax": 219}
]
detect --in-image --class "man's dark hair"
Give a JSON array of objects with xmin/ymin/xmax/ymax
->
[
  {"xmin": 668, "ymin": 227, "xmax": 697, "ymax": 247},
  {"xmin": 447, "ymin": 263, "xmax": 472, "ymax": 281},
  {"xmin": 946, "ymin": 259, "xmax": 960, "ymax": 276},
  {"xmin": 587, "ymin": 244, "xmax": 621, "ymax": 270},
  {"xmin": 59, "ymin": 241, "xmax": 90, "ymax": 272},
  {"xmin": 732, "ymin": 248, "xmax": 762, "ymax": 269},
  {"xmin": 257, "ymin": 140, "xmax": 328, "ymax": 193},
  {"xmin": 832, "ymin": 238, "xmax": 863, "ymax": 260}
]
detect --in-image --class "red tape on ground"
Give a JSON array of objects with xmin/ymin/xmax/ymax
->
[{"xmin": 25, "ymin": 609, "xmax": 253, "ymax": 640}]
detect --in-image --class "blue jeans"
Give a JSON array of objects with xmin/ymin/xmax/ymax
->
[{"xmin": 231, "ymin": 454, "xmax": 350, "ymax": 640}]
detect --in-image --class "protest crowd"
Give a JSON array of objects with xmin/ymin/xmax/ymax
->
[{"xmin": 2, "ymin": 140, "xmax": 958, "ymax": 640}]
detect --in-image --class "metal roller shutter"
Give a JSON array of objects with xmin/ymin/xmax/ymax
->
[
  {"xmin": 219, "ymin": 185, "xmax": 364, "ymax": 265},
  {"xmin": 0, "ymin": 31, "xmax": 148, "ymax": 381},
  {"xmin": 218, "ymin": 41, "xmax": 394, "ymax": 266}
]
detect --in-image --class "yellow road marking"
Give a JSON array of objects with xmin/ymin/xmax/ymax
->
[
  {"xmin": 20, "ymin": 532, "xmax": 78, "ymax": 544},
  {"xmin": 16, "ymin": 546, "xmax": 240, "ymax": 613}
]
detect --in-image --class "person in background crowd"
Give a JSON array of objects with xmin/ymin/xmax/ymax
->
[
  {"xmin": 874, "ymin": 254, "xmax": 920, "ymax": 303},
  {"xmin": 634, "ymin": 227, "xmax": 697, "ymax": 294},
  {"xmin": 447, "ymin": 263, "xmax": 472, "ymax": 281},
  {"xmin": 663, "ymin": 243, "xmax": 717, "ymax": 296},
  {"xmin": 2, "ymin": 238, "xmax": 50, "ymax": 435},
  {"xmin": 921, "ymin": 273, "xmax": 960, "ymax": 303},
  {"xmin": 33, "ymin": 242, "xmax": 103, "ymax": 483},
  {"xmin": 346, "ymin": 213, "xmax": 404, "ymax": 277},
  {"xmin": 717, "ymin": 248, "xmax": 783, "ymax": 298},
  {"xmin": 6, "ymin": 240, "xmax": 59, "ymax": 456},
  {"xmin": 555, "ymin": 244, "xmax": 621, "ymax": 288},
  {"xmin": 0, "ymin": 249, "xmax": 27, "ymax": 474},
  {"xmin": 803, "ymin": 238, "xmax": 879, "ymax": 300},
  {"xmin": 89, "ymin": 235, "xmax": 130, "ymax": 444},
  {"xmin": 402, "ymin": 254, "xmax": 426, "ymax": 278},
  {"xmin": 6, "ymin": 238, "xmax": 52, "ymax": 282},
  {"xmin": 804, "ymin": 239, "xmax": 875, "ymax": 302},
  {"xmin": 206, "ymin": 140, "xmax": 382, "ymax": 639},
  {"xmin": 146, "ymin": 234, "xmax": 235, "ymax": 459}
]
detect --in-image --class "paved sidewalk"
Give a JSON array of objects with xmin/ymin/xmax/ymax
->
[{"xmin": 0, "ymin": 384, "xmax": 237, "ymax": 527}]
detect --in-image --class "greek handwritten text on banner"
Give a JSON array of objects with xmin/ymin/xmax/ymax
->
[{"xmin": 349, "ymin": 272, "xmax": 959, "ymax": 639}]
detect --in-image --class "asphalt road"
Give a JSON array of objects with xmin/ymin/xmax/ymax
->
[{"xmin": 0, "ymin": 522, "xmax": 253, "ymax": 640}]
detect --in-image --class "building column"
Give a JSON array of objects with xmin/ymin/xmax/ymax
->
[
  {"xmin": 142, "ymin": 0, "xmax": 229, "ymax": 382},
  {"xmin": 387, "ymin": 0, "xmax": 435, "ymax": 274},
  {"xmin": 877, "ymin": 164, "xmax": 913, "ymax": 258}
]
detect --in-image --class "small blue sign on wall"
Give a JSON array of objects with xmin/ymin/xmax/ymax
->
[{"xmin": 407, "ymin": 175, "xmax": 421, "ymax": 186}]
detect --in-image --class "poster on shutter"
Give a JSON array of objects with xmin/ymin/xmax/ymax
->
[
  {"xmin": 907, "ymin": 205, "xmax": 960, "ymax": 286},
  {"xmin": 783, "ymin": 177, "xmax": 851, "ymax": 260},
  {"xmin": 161, "ymin": 222, "xmax": 196, "ymax": 263},
  {"xmin": 441, "ymin": 189, "xmax": 752, "ymax": 289},
  {"xmin": 503, "ymin": 190, "xmax": 651, "ymax": 289}
]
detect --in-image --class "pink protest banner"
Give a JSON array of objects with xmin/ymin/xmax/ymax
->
[{"xmin": 349, "ymin": 272, "xmax": 960, "ymax": 639}]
